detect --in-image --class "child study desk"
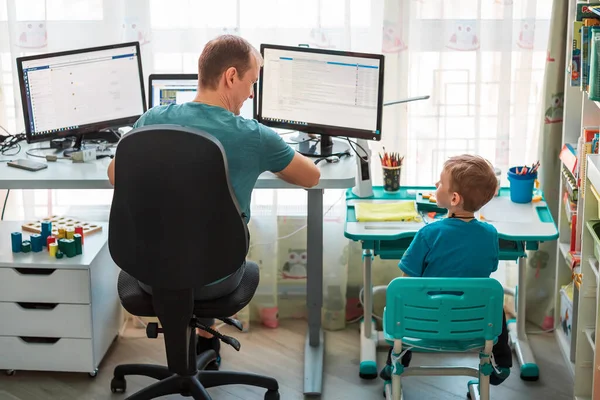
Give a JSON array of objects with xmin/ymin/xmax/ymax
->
[{"xmin": 344, "ymin": 186, "xmax": 558, "ymax": 382}]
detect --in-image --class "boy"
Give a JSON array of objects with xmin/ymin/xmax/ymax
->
[{"xmin": 380, "ymin": 154, "xmax": 512, "ymax": 385}]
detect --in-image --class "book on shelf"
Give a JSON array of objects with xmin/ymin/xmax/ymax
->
[
  {"xmin": 572, "ymin": 4, "xmax": 600, "ymax": 87},
  {"xmin": 560, "ymin": 143, "xmax": 578, "ymax": 176}
]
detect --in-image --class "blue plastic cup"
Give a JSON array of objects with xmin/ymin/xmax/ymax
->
[{"xmin": 507, "ymin": 167, "xmax": 537, "ymax": 203}]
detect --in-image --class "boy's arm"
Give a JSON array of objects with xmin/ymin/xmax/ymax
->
[
  {"xmin": 398, "ymin": 230, "xmax": 430, "ymax": 277},
  {"xmin": 491, "ymin": 229, "xmax": 499, "ymax": 273}
]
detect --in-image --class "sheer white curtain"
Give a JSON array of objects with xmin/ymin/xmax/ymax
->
[
  {"xmin": 0, "ymin": 0, "xmax": 552, "ymax": 327},
  {"xmin": 0, "ymin": 0, "xmax": 551, "ymax": 207},
  {"xmin": 377, "ymin": 0, "xmax": 551, "ymax": 188}
]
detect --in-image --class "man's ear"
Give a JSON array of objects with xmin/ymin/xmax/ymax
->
[{"xmin": 224, "ymin": 67, "xmax": 237, "ymax": 88}]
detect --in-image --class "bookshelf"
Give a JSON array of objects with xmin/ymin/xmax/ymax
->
[
  {"xmin": 555, "ymin": 0, "xmax": 600, "ymax": 387},
  {"xmin": 575, "ymin": 155, "xmax": 600, "ymax": 399},
  {"xmin": 556, "ymin": 2, "xmax": 600, "ymax": 398}
]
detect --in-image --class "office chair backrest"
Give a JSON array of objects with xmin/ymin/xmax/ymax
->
[
  {"xmin": 109, "ymin": 124, "xmax": 249, "ymax": 290},
  {"xmin": 384, "ymin": 278, "xmax": 503, "ymax": 342}
]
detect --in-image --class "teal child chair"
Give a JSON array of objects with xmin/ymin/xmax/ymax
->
[{"xmin": 383, "ymin": 278, "xmax": 504, "ymax": 400}]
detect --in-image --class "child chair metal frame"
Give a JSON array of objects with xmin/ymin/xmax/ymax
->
[{"xmin": 383, "ymin": 277, "xmax": 504, "ymax": 400}]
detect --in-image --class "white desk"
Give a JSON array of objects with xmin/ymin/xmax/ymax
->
[
  {"xmin": 0, "ymin": 142, "xmax": 355, "ymax": 190},
  {"xmin": 1, "ymin": 140, "xmax": 356, "ymax": 395}
]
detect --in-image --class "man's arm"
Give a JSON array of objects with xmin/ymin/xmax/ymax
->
[
  {"xmin": 107, "ymin": 158, "xmax": 115, "ymax": 186},
  {"xmin": 275, "ymin": 152, "xmax": 320, "ymax": 188},
  {"xmin": 259, "ymin": 125, "xmax": 320, "ymax": 188}
]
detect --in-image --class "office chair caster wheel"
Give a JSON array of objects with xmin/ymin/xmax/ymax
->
[
  {"xmin": 5, "ymin": 370, "xmax": 15, "ymax": 376},
  {"xmin": 88, "ymin": 368, "xmax": 98, "ymax": 378},
  {"xmin": 111, "ymin": 377, "xmax": 127, "ymax": 393},
  {"xmin": 264, "ymin": 389, "xmax": 280, "ymax": 400}
]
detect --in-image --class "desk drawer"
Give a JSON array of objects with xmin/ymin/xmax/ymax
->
[
  {"xmin": 0, "ymin": 302, "xmax": 91, "ymax": 338},
  {"xmin": 0, "ymin": 336, "xmax": 93, "ymax": 372},
  {"xmin": 0, "ymin": 267, "xmax": 90, "ymax": 304}
]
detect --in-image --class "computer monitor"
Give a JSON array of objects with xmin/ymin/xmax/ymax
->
[
  {"xmin": 149, "ymin": 74, "xmax": 198, "ymax": 109},
  {"xmin": 255, "ymin": 44, "xmax": 385, "ymax": 157},
  {"xmin": 148, "ymin": 73, "xmax": 255, "ymax": 119},
  {"xmin": 16, "ymin": 41, "xmax": 146, "ymax": 150}
]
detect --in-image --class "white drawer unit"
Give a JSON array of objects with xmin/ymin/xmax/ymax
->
[
  {"xmin": 0, "ymin": 268, "xmax": 90, "ymax": 304},
  {"xmin": 0, "ymin": 221, "xmax": 122, "ymax": 377},
  {"xmin": 0, "ymin": 302, "xmax": 92, "ymax": 338},
  {"xmin": 0, "ymin": 337, "xmax": 94, "ymax": 372}
]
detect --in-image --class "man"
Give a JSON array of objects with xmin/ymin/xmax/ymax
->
[{"xmin": 107, "ymin": 35, "xmax": 320, "ymax": 369}]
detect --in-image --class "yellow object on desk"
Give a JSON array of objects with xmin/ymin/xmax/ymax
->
[{"xmin": 355, "ymin": 201, "xmax": 422, "ymax": 222}]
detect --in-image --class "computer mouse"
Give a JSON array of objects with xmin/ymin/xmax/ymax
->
[{"xmin": 326, "ymin": 155, "xmax": 340, "ymax": 163}]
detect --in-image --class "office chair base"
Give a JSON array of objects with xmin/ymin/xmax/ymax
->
[{"xmin": 111, "ymin": 356, "xmax": 280, "ymax": 400}]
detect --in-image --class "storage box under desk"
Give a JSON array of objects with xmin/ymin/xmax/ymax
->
[{"xmin": 0, "ymin": 221, "xmax": 121, "ymax": 374}]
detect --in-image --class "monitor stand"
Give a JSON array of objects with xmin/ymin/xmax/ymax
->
[
  {"xmin": 63, "ymin": 130, "xmax": 121, "ymax": 157},
  {"xmin": 297, "ymin": 134, "xmax": 350, "ymax": 157}
]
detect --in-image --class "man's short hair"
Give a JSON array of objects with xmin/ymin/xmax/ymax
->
[
  {"xmin": 197, "ymin": 35, "xmax": 263, "ymax": 90},
  {"xmin": 444, "ymin": 154, "xmax": 497, "ymax": 212}
]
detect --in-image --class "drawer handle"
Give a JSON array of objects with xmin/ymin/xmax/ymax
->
[
  {"xmin": 14, "ymin": 268, "xmax": 56, "ymax": 275},
  {"xmin": 17, "ymin": 302, "xmax": 58, "ymax": 310},
  {"xmin": 18, "ymin": 337, "xmax": 60, "ymax": 344}
]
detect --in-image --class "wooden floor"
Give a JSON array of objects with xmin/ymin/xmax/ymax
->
[{"xmin": 0, "ymin": 319, "xmax": 573, "ymax": 400}]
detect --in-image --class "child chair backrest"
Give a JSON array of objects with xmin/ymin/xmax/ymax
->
[{"xmin": 385, "ymin": 278, "xmax": 503, "ymax": 342}]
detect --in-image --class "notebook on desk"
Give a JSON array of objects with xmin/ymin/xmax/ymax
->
[{"xmin": 354, "ymin": 201, "xmax": 421, "ymax": 222}]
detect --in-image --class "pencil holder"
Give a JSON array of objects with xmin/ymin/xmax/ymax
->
[
  {"xmin": 507, "ymin": 167, "xmax": 537, "ymax": 203},
  {"xmin": 382, "ymin": 166, "xmax": 401, "ymax": 192}
]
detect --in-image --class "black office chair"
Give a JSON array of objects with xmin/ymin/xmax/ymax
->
[{"xmin": 107, "ymin": 125, "xmax": 280, "ymax": 400}]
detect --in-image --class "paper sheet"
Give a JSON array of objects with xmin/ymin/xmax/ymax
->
[{"xmin": 478, "ymin": 196, "xmax": 533, "ymax": 223}]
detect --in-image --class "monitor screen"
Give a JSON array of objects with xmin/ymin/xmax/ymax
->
[
  {"xmin": 256, "ymin": 44, "xmax": 384, "ymax": 142},
  {"xmin": 149, "ymin": 74, "xmax": 198, "ymax": 108},
  {"xmin": 17, "ymin": 42, "xmax": 146, "ymax": 143},
  {"xmin": 148, "ymin": 73, "xmax": 255, "ymax": 119}
]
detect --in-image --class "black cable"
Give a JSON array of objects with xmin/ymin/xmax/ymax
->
[
  {"xmin": 1, "ymin": 143, "xmax": 21, "ymax": 157},
  {"xmin": 346, "ymin": 138, "xmax": 369, "ymax": 158},
  {"xmin": 351, "ymin": 139, "xmax": 369, "ymax": 158},
  {"xmin": 1, "ymin": 189, "xmax": 9, "ymax": 221},
  {"xmin": 0, "ymin": 133, "xmax": 25, "ymax": 156},
  {"xmin": 313, "ymin": 151, "xmax": 351, "ymax": 165}
]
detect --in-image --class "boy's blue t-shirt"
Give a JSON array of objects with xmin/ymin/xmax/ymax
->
[
  {"xmin": 132, "ymin": 102, "xmax": 296, "ymax": 221},
  {"xmin": 399, "ymin": 218, "xmax": 499, "ymax": 278}
]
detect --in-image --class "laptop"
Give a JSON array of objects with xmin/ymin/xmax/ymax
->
[
  {"xmin": 148, "ymin": 74, "xmax": 198, "ymax": 109},
  {"xmin": 148, "ymin": 73, "xmax": 254, "ymax": 119}
]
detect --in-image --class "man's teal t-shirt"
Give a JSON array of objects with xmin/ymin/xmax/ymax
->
[
  {"xmin": 132, "ymin": 102, "xmax": 296, "ymax": 221},
  {"xmin": 399, "ymin": 218, "xmax": 499, "ymax": 278}
]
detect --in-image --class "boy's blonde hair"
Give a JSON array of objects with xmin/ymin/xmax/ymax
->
[{"xmin": 444, "ymin": 154, "xmax": 497, "ymax": 212}]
